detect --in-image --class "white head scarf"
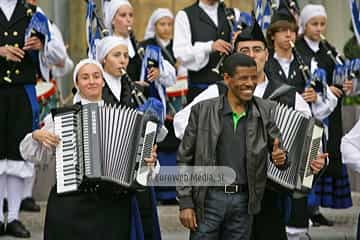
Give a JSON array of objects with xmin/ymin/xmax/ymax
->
[
  {"xmin": 144, "ymin": 8, "xmax": 173, "ymax": 40},
  {"xmin": 73, "ymin": 59, "xmax": 105, "ymax": 103},
  {"xmin": 103, "ymin": 0, "xmax": 132, "ymax": 32},
  {"xmin": 96, "ymin": 35, "xmax": 129, "ymax": 63},
  {"xmin": 299, "ymin": 4, "xmax": 327, "ymax": 34}
]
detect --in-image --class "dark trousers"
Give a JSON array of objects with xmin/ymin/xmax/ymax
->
[
  {"xmin": 190, "ymin": 189, "xmax": 251, "ymax": 240},
  {"xmin": 251, "ymin": 189, "xmax": 287, "ymax": 240},
  {"xmin": 0, "ymin": 85, "xmax": 32, "ymax": 160}
]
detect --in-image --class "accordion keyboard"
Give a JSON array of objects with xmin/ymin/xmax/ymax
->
[{"xmin": 54, "ymin": 112, "xmax": 80, "ymax": 193}]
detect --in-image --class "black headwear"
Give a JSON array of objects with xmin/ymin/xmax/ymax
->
[
  {"xmin": 234, "ymin": 12, "xmax": 267, "ymax": 47},
  {"xmin": 271, "ymin": 0, "xmax": 297, "ymax": 24}
]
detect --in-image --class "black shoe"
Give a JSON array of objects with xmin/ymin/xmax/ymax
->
[
  {"xmin": 310, "ymin": 213, "xmax": 334, "ymax": 226},
  {"xmin": 3, "ymin": 199, "xmax": 8, "ymax": 213},
  {"xmin": 20, "ymin": 197, "xmax": 40, "ymax": 212},
  {"xmin": 5, "ymin": 220, "xmax": 31, "ymax": 238},
  {"xmin": 0, "ymin": 221, "xmax": 5, "ymax": 236}
]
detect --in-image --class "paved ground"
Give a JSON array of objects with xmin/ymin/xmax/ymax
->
[{"xmin": 1, "ymin": 194, "xmax": 359, "ymax": 240}]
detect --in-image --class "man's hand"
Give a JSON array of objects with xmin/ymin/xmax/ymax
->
[
  {"xmin": 32, "ymin": 129, "xmax": 60, "ymax": 149},
  {"xmin": 23, "ymin": 36, "xmax": 44, "ymax": 51},
  {"xmin": 311, "ymin": 153, "xmax": 327, "ymax": 174},
  {"xmin": 271, "ymin": 138, "xmax": 286, "ymax": 167},
  {"xmin": 211, "ymin": 39, "xmax": 232, "ymax": 55},
  {"xmin": 179, "ymin": 208, "xmax": 197, "ymax": 231},
  {"xmin": 0, "ymin": 45, "xmax": 24, "ymax": 62},
  {"xmin": 302, "ymin": 87, "xmax": 318, "ymax": 103}
]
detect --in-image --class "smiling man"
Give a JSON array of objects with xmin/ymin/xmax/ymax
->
[{"xmin": 177, "ymin": 53, "xmax": 287, "ymax": 240}]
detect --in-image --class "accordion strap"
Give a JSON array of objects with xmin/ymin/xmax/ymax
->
[{"xmin": 267, "ymin": 85, "xmax": 294, "ymax": 101}]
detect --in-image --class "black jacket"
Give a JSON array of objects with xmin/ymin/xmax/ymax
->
[{"xmin": 177, "ymin": 96, "xmax": 281, "ymax": 218}]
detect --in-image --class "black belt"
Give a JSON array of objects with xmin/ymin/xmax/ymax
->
[{"xmin": 212, "ymin": 184, "xmax": 248, "ymax": 194}]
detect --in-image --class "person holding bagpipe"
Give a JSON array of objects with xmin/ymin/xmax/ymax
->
[
  {"xmin": 173, "ymin": 0, "xmax": 242, "ymax": 102},
  {"xmin": 140, "ymin": 8, "xmax": 185, "ymax": 203},
  {"xmin": 259, "ymin": 3, "xmax": 339, "ymax": 239},
  {"xmin": 102, "ymin": 2, "xmax": 175, "ymax": 239},
  {"xmin": 19, "ymin": 58, "xmax": 160, "ymax": 240},
  {"xmin": 293, "ymin": 4, "xmax": 354, "ymax": 230},
  {"xmin": 0, "ymin": 0, "xmax": 67, "ymax": 237},
  {"xmin": 103, "ymin": 0, "xmax": 175, "ymax": 101},
  {"xmin": 14, "ymin": 0, "xmax": 75, "ymax": 215}
]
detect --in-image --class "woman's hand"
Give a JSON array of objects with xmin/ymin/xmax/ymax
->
[
  {"xmin": 147, "ymin": 67, "xmax": 160, "ymax": 82},
  {"xmin": 329, "ymin": 85, "xmax": 343, "ymax": 98},
  {"xmin": 302, "ymin": 87, "xmax": 318, "ymax": 103},
  {"xmin": 32, "ymin": 129, "xmax": 60, "ymax": 149},
  {"xmin": 343, "ymin": 80, "xmax": 353, "ymax": 95},
  {"xmin": 311, "ymin": 153, "xmax": 328, "ymax": 174}
]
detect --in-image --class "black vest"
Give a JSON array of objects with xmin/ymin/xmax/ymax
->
[
  {"xmin": 102, "ymin": 77, "xmax": 134, "ymax": 108},
  {"xmin": 184, "ymin": 2, "xmax": 232, "ymax": 85},
  {"xmin": 127, "ymin": 36, "xmax": 142, "ymax": 82},
  {"xmin": 265, "ymin": 55, "xmax": 306, "ymax": 94},
  {"xmin": 0, "ymin": 1, "xmax": 37, "ymax": 85}
]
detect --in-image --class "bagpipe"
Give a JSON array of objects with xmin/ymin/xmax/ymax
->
[
  {"xmin": 320, "ymin": 34, "xmax": 360, "ymax": 95},
  {"xmin": 212, "ymin": 0, "xmax": 244, "ymax": 75},
  {"xmin": 289, "ymin": 40, "xmax": 328, "ymax": 99}
]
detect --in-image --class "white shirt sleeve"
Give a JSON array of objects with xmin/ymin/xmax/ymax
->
[
  {"xmin": 294, "ymin": 92, "xmax": 312, "ymax": 118},
  {"xmin": 341, "ymin": 119, "xmax": 360, "ymax": 173},
  {"xmin": 174, "ymin": 84, "xmax": 219, "ymax": 139},
  {"xmin": 173, "ymin": 10, "xmax": 213, "ymax": 71},
  {"xmin": 311, "ymin": 85, "xmax": 338, "ymax": 120},
  {"xmin": 19, "ymin": 114, "xmax": 55, "ymax": 163},
  {"xmin": 157, "ymin": 60, "xmax": 176, "ymax": 87}
]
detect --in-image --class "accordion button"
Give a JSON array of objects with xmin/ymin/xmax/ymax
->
[
  {"xmin": 3, "ymin": 32, "xmax": 8, "ymax": 37},
  {"xmin": 13, "ymin": 31, "xmax": 18, "ymax": 37}
]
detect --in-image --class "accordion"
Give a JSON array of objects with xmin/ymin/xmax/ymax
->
[
  {"xmin": 52, "ymin": 103, "xmax": 158, "ymax": 194},
  {"xmin": 267, "ymin": 103, "xmax": 324, "ymax": 192}
]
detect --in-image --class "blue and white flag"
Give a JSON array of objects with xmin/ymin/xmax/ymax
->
[
  {"xmin": 349, "ymin": 0, "xmax": 360, "ymax": 45},
  {"xmin": 261, "ymin": 0, "xmax": 271, "ymax": 30},
  {"xmin": 25, "ymin": 11, "xmax": 51, "ymax": 41},
  {"xmin": 254, "ymin": 0, "xmax": 263, "ymax": 26},
  {"xmin": 140, "ymin": 45, "xmax": 164, "ymax": 82},
  {"xmin": 86, "ymin": 0, "xmax": 101, "ymax": 59},
  {"xmin": 238, "ymin": 11, "xmax": 253, "ymax": 27}
]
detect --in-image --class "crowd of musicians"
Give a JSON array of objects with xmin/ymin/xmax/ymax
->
[{"xmin": 0, "ymin": 0, "xmax": 360, "ymax": 239}]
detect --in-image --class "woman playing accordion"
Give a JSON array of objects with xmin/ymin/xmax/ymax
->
[{"xmin": 20, "ymin": 59, "xmax": 159, "ymax": 240}]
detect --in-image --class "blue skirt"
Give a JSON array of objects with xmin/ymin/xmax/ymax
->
[
  {"xmin": 313, "ymin": 165, "xmax": 352, "ymax": 209},
  {"xmin": 155, "ymin": 152, "xmax": 177, "ymax": 201}
]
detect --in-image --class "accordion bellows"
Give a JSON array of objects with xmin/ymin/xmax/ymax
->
[
  {"xmin": 53, "ymin": 103, "xmax": 157, "ymax": 194},
  {"xmin": 267, "ymin": 103, "xmax": 324, "ymax": 192}
]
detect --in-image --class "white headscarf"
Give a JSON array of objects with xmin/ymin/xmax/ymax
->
[
  {"xmin": 103, "ymin": 0, "xmax": 132, "ymax": 32},
  {"xmin": 72, "ymin": 59, "xmax": 105, "ymax": 103},
  {"xmin": 144, "ymin": 8, "xmax": 173, "ymax": 40},
  {"xmin": 299, "ymin": 4, "xmax": 327, "ymax": 34},
  {"xmin": 96, "ymin": 35, "xmax": 129, "ymax": 63}
]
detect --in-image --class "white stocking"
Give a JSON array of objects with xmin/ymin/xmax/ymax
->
[{"xmin": 7, "ymin": 175, "xmax": 24, "ymax": 223}]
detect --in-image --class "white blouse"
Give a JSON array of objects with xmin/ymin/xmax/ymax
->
[{"xmin": 341, "ymin": 119, "xmax": 360, "ymax": 173}]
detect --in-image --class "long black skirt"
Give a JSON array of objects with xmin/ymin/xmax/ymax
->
[{"xmin": 44, "ymin": 185, "xmax": 131, "ymax": 240}]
